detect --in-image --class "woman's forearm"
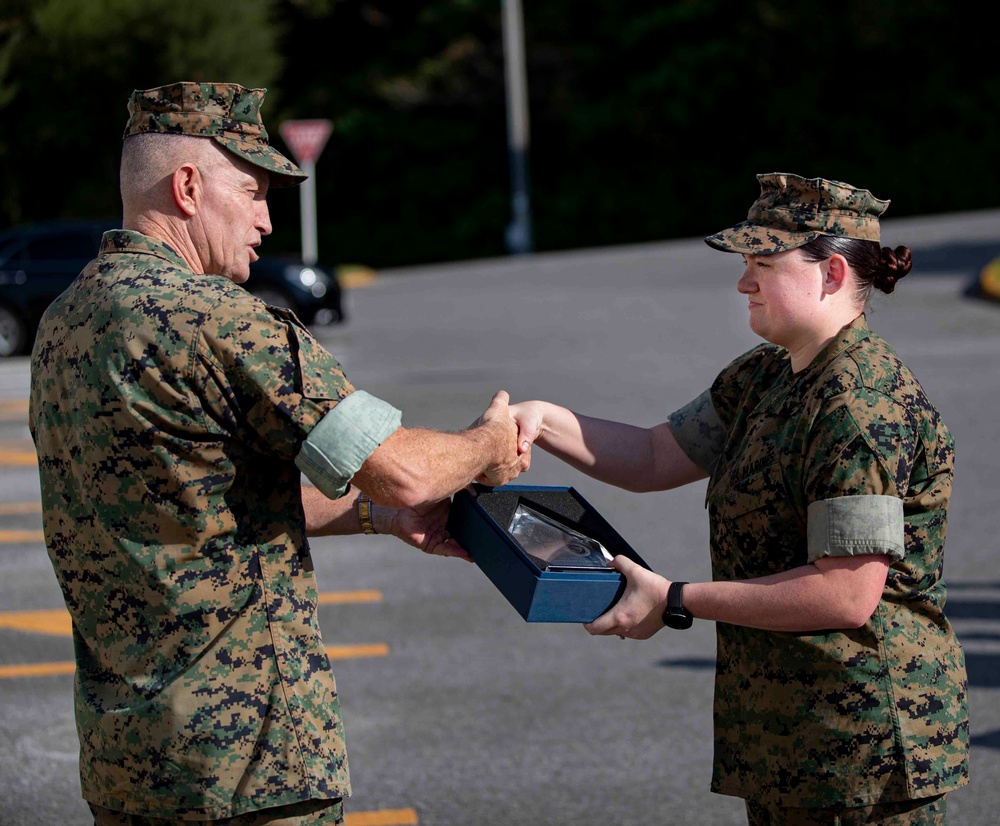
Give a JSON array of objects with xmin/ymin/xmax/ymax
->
[
  {"xmin": 514, "ymin": 401, "xmax": 707, "ymax": 492},
  {"xmin": 684, "ymin": 555, "xmax": 889, "ymax": 632}
]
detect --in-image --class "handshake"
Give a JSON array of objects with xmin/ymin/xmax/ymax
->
[
  {"xmin": 467, "ymin": 389, "xmax": 535, "ymax": 489},
  {"xmin": 466, "ymin": 389, "xmax": 569, "ymax": 489},
  {"xmin": 344, "ymin": 388, "xmax": 542, "ymax": 560}
]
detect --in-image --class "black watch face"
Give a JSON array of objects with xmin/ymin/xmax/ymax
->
[{"xmin": 664, "ymin": 610, "xmax": 693, "ymax": 630}]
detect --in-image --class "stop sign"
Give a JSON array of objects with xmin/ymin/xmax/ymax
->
[{"xmin": 279, "ymin": 119, "xmax": 333, "ymax": 165}]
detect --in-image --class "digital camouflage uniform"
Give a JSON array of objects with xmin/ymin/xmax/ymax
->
[
  {"xmin": 123, "ymin": 82, "xmax": 307, "ymax": 187},
  {"xmin": 27, "ymin": 228, "xmax": 402, "ymax": 819},
  {"xmin": 667, "ymin": 315, "xmax": 970, "ymax": 807},
  {"xmin": 27, "ymin": 81, "xmax": 404, "ymax": 822},
  {"xmin": 672, "ymin": 173, "xmax": 972, "ymax": 812},
  {"xmin": 704, "ymin": 172, "xmax": 888, "ymax": 255}
]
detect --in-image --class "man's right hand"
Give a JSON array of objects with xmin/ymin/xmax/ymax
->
[{"xmin": 472, "ymin": 390, "xmax": 530, "ymax": 487}]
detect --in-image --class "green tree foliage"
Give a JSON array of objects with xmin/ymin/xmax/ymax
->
[
  {"xmin": 0, "ymin": 0, "xmax": 283, "ymax": 224},
  {"xmin": 266, "ymin": 0, "xmax": 510, "ymax": 265},
  {"xmin": 272, "ymin": 0, "xmax": 1000, "ymax": 267},
  {"xmin": 4, "ymin": 0, "xmax": 1000, "ymax": 267}
]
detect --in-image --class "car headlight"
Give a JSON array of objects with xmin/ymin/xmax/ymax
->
[
  {"xmin": 0, "ymin": 270, "xmax": 27, "ymax": 285},
  {"xmin": 284, "ymin": 264, "xmax": 329, "ymax": 298}
]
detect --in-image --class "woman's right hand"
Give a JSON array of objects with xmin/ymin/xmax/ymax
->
[{"xmin": 508, "ymin": 400, "xmax": 547, "ymax": 455}]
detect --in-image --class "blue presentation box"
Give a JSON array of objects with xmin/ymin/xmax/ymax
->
[{"xmin": 446, "ymin": 484, "xmax": 650, "ymax": 623}]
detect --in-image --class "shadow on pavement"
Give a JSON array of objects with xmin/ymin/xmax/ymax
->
[
  {"xmin": 950, "ymin": 583, "xmax": 1000, "ymax": 697},
  {"xmin": 909, "ymin": 240, "xmax": 1000, "ymax": 276},
  {"xmin": 655, "ymin": 657, "xmax": 715, "ymax": 670},
  {"xmin": 907, "ymin": 240, "xmax": 1000, "ymax": 304},
  {"xmin": 972, "ymin": 728, "xmax": 1000, "ymax": 749}
]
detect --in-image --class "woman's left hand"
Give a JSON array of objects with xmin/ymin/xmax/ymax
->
[{"xmin": 584, "ymin": 556, "xmax": 671, "ymax": 639}]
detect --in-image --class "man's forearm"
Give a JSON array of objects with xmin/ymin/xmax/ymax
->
[
  {"xmin": 353, "ymin": 421, "xmax": 513, "ymax": 510},
  {"xmin": 302, "ymin": 483, "xmax": 362, "ymax": 536}
]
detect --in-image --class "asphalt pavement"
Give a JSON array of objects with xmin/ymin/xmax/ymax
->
[{"xmin": 1, "ymin": 208, "xmax": 998, "ymax": 825}]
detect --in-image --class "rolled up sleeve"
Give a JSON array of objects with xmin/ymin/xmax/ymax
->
[
  {"xmin": 295, "ymin": 390, "xmax": 402, "ymax": 499},
  {"xmin": 807, "ymin": 494, "xmax": 905, "ymax": 564}
]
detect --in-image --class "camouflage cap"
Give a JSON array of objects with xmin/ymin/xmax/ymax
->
[
  {"xmin": 704, "ymin": 173, "xmax": 890, "ymax": 255},
  {"xmin": 123, "ymin": 81, "xmax": 307, "ymax": 188}
]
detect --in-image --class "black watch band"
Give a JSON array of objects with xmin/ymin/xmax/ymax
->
[{"xmin": 662, "ymin": 581, "xmax": 693, "ymax": 630}]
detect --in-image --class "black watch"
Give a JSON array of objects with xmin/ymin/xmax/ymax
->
[{"xmin": 662, "ymin": 581, "xmax": 693, "ymax": 630}]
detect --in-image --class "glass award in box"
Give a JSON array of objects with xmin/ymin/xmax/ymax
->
[
  {"xmin": 446, "ymin": 485, "xmax": 649, "ymax": 622},
  {"xmin": 508, "ymin": 503, "xmax": 614, "ymax": 572}
]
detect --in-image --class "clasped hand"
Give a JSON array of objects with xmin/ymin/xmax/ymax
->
[
  {"xmin": 470, "ymin": 390, "xmax": 531, "ymax": 487},
  {"xmin": 385, "ymin": 498, "xmax": 472, "ymax": 561}
]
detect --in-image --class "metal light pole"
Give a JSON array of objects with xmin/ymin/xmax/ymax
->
[{"xmin": 502, "ymin": 0, "xmax": 533, "ymax": 255}]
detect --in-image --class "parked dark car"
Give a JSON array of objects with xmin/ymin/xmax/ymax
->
[{"xmin": 0, "ymin": 219, "xmax": 345, "ymax": 357}]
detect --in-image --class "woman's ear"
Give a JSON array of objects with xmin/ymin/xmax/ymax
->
[{"xmin": 821, "ymin": 253, "xmax": 850, "ymax": 296}]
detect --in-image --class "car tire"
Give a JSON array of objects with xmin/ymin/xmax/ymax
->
[{"xmin": 0, "ymin": 303, "xmax": 29, "ymax": 357}]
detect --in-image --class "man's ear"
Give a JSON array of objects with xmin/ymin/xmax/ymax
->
[
  {"xmin": 172, "ymin": 163, "xmax": 201, "ymax": 217},
  {"xmin": 822, "ymin": 253, "xmax": 850, "ymax": 296}
]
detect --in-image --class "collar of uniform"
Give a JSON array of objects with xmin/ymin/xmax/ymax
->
[
  {"xmin": 99, "ymin": 229, "xmax": 191, "ymax": 270},
  {"xmin": 797, "ymin": 313, "xmax": 870, "ymax": 377}
]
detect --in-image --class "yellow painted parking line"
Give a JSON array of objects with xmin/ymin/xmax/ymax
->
[
  {"xmin": 0, "ymin": 501, "xmax": 41, "ymax": 515},
  {"xmin": 0, "ymin": 661, "xmax": 75, "ymax": 679},
  {"xmin": 0, "ymin": 593, "xmax": 390, "ymax": 678},
  {"xmin": 0, "ymin": 447, "xmax": 37, "ymax": 466},
  {"xmin": 326, "ymin": 643, "xmax": 389, "ymax": 659},
  {"xmin": 346, "ymin": 809, "xmax": 418, "ymax": 826},
  {"xmin": 0, "ymin": 591, "xmax": 387, "ymax": 638},
  {"xmin": 0, "ymin": 645, "xmax": 389, "ymax": 680},
  {"xmin": 0, "ymin": 529, "xmax": 45, "ymax": 543},
  {"xmin": 0, "ymin": 399, "xmax": 28, "ymax": 421},
  {"xmin": 318, "ymin": 589, "xmax": 382, "ymax": 605},
  {"xmin": 0, "ymin": 608, "xmax": 69, "ymax": 636}
]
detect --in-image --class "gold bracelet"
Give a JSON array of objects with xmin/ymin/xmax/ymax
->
[{"xmin": 358, "ymin": 493, "xmax": 376, "ymax": 535}]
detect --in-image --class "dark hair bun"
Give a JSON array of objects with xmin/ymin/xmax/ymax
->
[{"xmin": 875, "ymin": 245, "xmax": 912, "ymax": 294}]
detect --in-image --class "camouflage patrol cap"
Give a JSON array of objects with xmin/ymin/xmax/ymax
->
[
  {"xmin": 123, "ymin": 81, "xmax": 307, "ymax": 188},
  {"xmin": 705, "ymin": 173, "xmax": 890, "ymax": 255}
]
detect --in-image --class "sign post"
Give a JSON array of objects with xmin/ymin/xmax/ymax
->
[
  {"xmin": 278, "ymin": 119, "xmax": 333, "ymax": 266},
  {"xmin": 502, "ymin": 0, "xmax": 533, "ymax": 255}
]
